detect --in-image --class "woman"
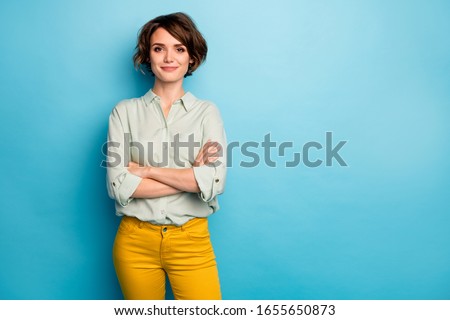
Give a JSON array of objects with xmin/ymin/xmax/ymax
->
[{"xmin": 106, "ymin": 12, "xmax": 226, "ymax": 300}]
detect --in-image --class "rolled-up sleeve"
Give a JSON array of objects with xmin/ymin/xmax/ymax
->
[
  {"xmin": 106, "ymin": 105, "xmax": 142, "ymax": 207},
  {"xmin": 192, "ymin": 104, "xmax": 227, "ymax": 202}
]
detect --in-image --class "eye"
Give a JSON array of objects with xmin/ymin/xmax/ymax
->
[
  {"xmin": 176, "ymin": 47, "xmax": 186, "ymax": 53},
  {"xmin": 153, "ymin": 46, "xmax": 163, "ymax": 52}
]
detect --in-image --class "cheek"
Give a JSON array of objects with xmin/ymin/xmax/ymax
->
[
  {"xmin": 181, "ymin": 54, "xmax": 191, "ymax": 64},
  {"xmin": 149, "ymin": 52, "xmax": 158, "ymax": 63}
]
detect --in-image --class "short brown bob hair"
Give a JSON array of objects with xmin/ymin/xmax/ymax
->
[{"xmin": 133, "ymin": 12, "xmax": 208, "ymax": 77}]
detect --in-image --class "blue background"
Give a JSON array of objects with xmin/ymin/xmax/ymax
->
[{"xmin": 1, "ymin": 0, "xmax": 449, "ymax": 299}]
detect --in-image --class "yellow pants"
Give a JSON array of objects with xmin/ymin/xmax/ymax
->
[{"xmin": 113, "ymin": 216, "xmax": 221, "ymax": 300}]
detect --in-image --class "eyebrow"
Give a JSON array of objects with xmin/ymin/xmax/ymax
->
[{"xmin": 151, "ymin": 43, "xmax": 186, "ymax": 47}]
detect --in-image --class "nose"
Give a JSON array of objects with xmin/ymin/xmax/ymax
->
[{"xmin": 164, "ymin": 49, "xmax": 174, "ymax": 63}]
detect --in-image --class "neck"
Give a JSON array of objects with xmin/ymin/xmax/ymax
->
[{"xmin": 152, "ymin": 80, "xmax": 185, "ymax": 104}]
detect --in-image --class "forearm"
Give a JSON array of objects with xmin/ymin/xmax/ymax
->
[
  {"xmin": 147, "ymin": 167, "xmax": 200, "ymax": 193},
  {"xmin": 132, "ymin": 178, "xmax": 183, "ymax": 198}
]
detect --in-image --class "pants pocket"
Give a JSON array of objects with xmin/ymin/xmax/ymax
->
[{"xmin": 117, "ymin": 216, "xmax": 139, "ymax": 236}]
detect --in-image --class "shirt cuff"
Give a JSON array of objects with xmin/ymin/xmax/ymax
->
[
  {"xmin": 110, "ymin": 172, "xmax": 142, "ymax": 207},
  {"xmin": 192, "ymin": 165, "xmax": 222, "ymax": 202}
]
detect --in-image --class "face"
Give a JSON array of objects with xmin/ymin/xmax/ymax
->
[{"xmin": 149, "ymin": 27, "xmax": 193, "ymax": 85}]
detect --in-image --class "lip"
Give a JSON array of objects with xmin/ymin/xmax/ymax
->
[{"xmin": 160, "ymin": 66, "xmax": 178, "ymax": 72}]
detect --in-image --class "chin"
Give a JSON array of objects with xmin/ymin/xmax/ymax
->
[
  {"xmin": 156, "ymin": 73, "xmax": 185, "ymax": 83},
  {"xmin": 159, "ymin": 77, "xmax": 184, "ymax": 84}
]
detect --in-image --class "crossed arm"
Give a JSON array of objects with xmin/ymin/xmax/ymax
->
[{"xmin": 128, "ymin": 141, "xmax": 221, "ymax": 199}]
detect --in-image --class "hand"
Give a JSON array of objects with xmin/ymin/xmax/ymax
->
[
  {"xmin": 127, "ymin": 161, "xmax": 150, "ymax": 178},
  {"xmin": 193, "ymin": 140, "xmax": 222, "ymax": 167}
]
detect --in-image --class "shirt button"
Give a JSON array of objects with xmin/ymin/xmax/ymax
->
[
  {"xmin": 163, "ymin": 227, "xmax": 167, "ymax": 232},
  {"xmin": 112, "ymin": 182, "xmax": 116, "ymax": 186},
  {"xmin": 215, "ymin": 179, "xmax": 220, "ymax": 183}
]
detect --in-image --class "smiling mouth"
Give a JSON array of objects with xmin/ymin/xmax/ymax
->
[{"xmin": 161, "ymin": 66, "xmax": 178, "ymax": 72}]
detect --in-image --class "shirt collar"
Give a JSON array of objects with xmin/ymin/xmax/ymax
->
[{"xmin": 143, "ymin": 89, "xmax": 196, "ymax": 112}]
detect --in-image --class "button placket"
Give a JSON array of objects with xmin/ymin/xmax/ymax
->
[{"xmin": 161, "ymin": 226, "xmax": 171, "ymax": 255}]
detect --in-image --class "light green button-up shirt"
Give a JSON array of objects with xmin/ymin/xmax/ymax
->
[{"xmin": 106, "ymin": 89, "xmax": 227, "ymax": 226}]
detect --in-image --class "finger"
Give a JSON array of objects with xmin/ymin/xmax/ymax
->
[
  {"xmin": 202, "ymin": 140, "xmax": 217, "ymax": 149},
  {"xmin": 128, "ymin": 161, "xmax": 138, "ymax": 167},
  {"xmin": 206, "ymin": 141, "xmax": 222, "ymax": 152}
]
